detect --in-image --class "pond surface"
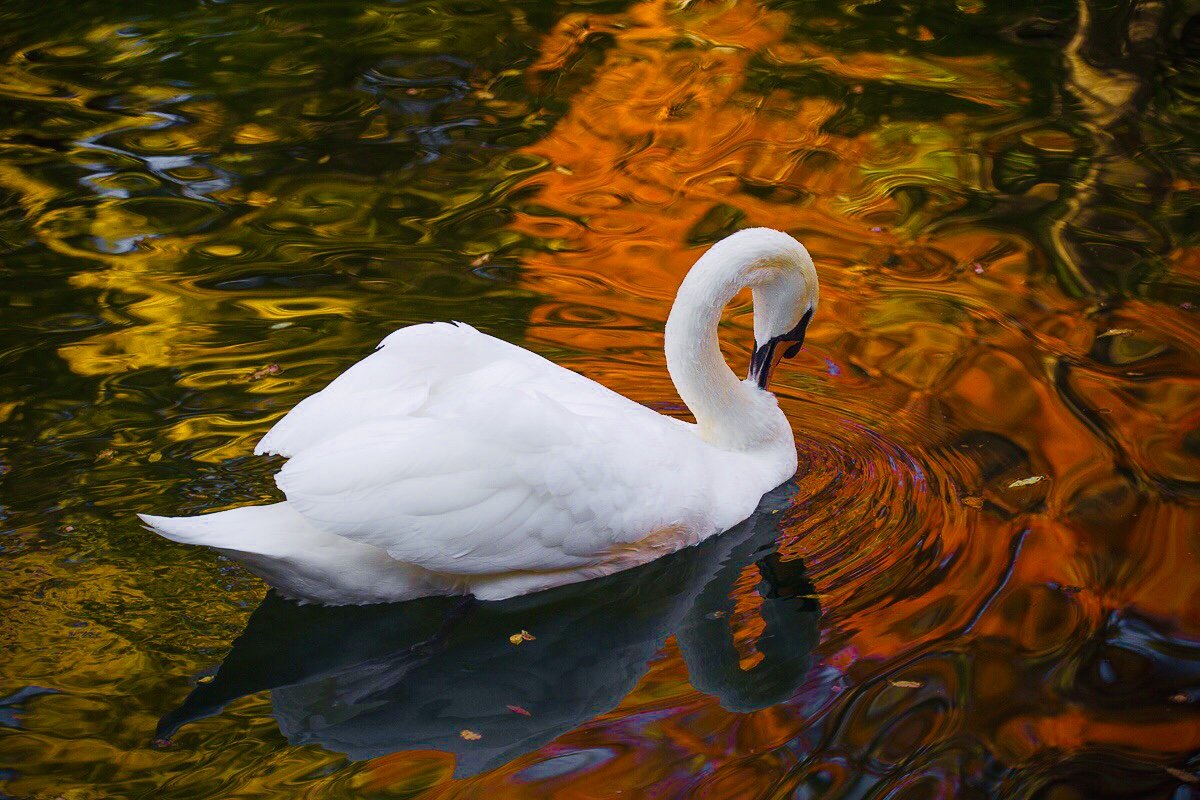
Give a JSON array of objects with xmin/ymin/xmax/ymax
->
[{"xmin": 1, "ymin": 0, "xmax": 1199, "ymax": 797}]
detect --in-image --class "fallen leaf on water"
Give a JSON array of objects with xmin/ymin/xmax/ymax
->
[
  {"xmin": 1098, "ymin": 328, "xmax": 1135, "ymax": 338},
  {"xmin": 1170, "ymin": 693, "xmax": 1189, "ymax": 703},
  {"xmin": 889, "ymin": 680, "xmax": 922, "ymax": 689},
  {"xmin": 507, "ymin": 705, "xmax": 531, "ymax": 716},
  {"xmin": 197, "ymin": 675, "xmax": 213, "ymax": 684},
  {"xmin": 248, "ymin": 363, "xmax": 282, "ymax": 381},
  {"xmin": 509, "ymin": 633, "xmax": 524, "ymax": 645},
  {"xmin": 961, "ymin": 496, "xmax": 984, "ymax": 508},
  {"xmin": 96, "ymin": 449, "xmax": 117, "ymax": 461},
  {"xmin": 1008, "ymin": 475, "xmax": 1046, "ymax": 488},
  {"xmin": 470, "ymin": 253, "xmax": 492, "ymax": 267},
  {"xmin": 520, "ymin": 629, "xmax": 535, "ymax": 641},
  {"xmin": 460, "ymin": 729, "xmax": 482, "ymax": 741},
  {"xmin": 1165, "ymin": 766, "xmax": 1197, "ymax": 783}
]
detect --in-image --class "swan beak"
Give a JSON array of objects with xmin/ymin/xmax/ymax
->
[
  {"xmin": 749, "ymin": 339, "xmax": 781, "ymax": 390},
  {"xmin": 748, "ymin": 307, "xmax": 813, "ymax": 390}
]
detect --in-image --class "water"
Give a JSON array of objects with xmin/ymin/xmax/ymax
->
[{"xmin": 1, "ymin": 0, "xmax": 1197, "ymax": 797}]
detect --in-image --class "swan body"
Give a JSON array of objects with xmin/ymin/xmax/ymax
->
[
  {"xmin": 157, "ymin": 484, "xmax": 819, "ymax": 777},
  {"xmin": 141, "ymin": 228, "xmax": 819, "ymax": 604}
]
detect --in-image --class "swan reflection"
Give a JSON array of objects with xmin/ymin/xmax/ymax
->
[{"xmin": 159, "ymin": 484, "xmax": 819, "ymax": 776}]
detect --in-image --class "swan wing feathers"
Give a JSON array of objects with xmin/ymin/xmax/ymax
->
[
  {"xmin": 275, "ymin": 385, "xmax": 709, "ymax": 576},
  {"xmin": 255, "ymin": 322, "xmax": 637, "ymax": 459}
]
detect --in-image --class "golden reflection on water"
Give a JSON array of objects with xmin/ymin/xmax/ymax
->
[{"xmin": 1, "ymin": 0, "xmax": 1198, "ymax": 797}]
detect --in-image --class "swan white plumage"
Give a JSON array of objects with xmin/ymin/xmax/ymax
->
[{"xmin": 140, "ymin": 228, "xmax": 819, "ymax": 604}]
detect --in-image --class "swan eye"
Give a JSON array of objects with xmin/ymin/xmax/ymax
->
[
  {"xmin": 780, "ymin": 306, "xmax": 814, "ymax": 359},
  {"xmin": 748, "ymin": 307, "xmax": 814, "ymax": 389}
]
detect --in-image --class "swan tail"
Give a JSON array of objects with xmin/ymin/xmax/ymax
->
[
  {"xmin": 139, "ymin": 502, "xmax": 447, "ymax": 605},
  {"xmin": 139, "ymin": 503, "xmax": 289, "ymax": 551}
]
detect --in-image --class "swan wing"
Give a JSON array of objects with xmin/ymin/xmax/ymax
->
[
  {"xmin": 255, "ymin": 322, "xmax": 639, "ymax": 458},
  {"xmin": 274, "ymin": 385, "xmax": 711, "ymax": 576}
]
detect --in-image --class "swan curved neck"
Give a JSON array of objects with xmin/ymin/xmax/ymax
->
[{"xmin": 664, "ymin": 249, "xmax": 769, "ymax": 450}]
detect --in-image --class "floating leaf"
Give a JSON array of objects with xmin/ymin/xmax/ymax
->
[
  {"xmin": 520, "ymin": 629, "xmax": 535, "ymax": 641},
  {"xmin": 507, "ymin": 705, "xmax": 531, "ymax": 716},
  {"xmin": 1008, "ymin": 475, "xmax": 1046, "ymax": 488},
  {"xmin": 1170, "ymin": 693, "xmax": 1189, "ymax": 703},
  {"xmin": 460, "ymin": 729, "xmax": 482, "ymax": 741},
  {"xmin": 248, "ymin": 363, "xmax": 282, "ymax": 382},
  {"xmin": 961, "ymin": 496, "xmax": 984, "ymax": 508},
  {"xmin": 1098, "ymin": 328, "xmax": 1135, "ymax": 338},
  {"xmin": 889, "ymin": 680, "xmax": 922, "ymax": 689},
  {"xmin": 1165, "ymin": 766, "xmax": 1197, "ymax": 783}
]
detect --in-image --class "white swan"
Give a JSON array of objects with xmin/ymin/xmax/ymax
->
[{"xmin": 140, "ymin": 228, "xmax": 819, "ymax": 605}]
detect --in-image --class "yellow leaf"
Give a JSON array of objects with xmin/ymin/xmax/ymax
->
[
  {"xmin": 1008, "ymin": 476, "xmax": 1046, "ymax": 488},
  {"xmin": 1165, "ymin": 766, "xmax": 1197, "ymax": 783}
]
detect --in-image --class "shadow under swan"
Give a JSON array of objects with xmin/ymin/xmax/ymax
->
[{"xmin": 158, "ymin": 482, "xmax": 820, "ymax": 777}]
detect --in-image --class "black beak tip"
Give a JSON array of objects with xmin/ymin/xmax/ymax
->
[
  {"xmin": 749, "ymin": 343, "xmax": 774, "ymax": 389},
  {"xmin": 748, "ymin": 307, "xmax": 814, "ymax": 390}
]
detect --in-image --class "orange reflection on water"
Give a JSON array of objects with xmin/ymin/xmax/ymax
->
[{"xmin": 360, "ymin": 0, "xmax": 1200, "ymax": 793}]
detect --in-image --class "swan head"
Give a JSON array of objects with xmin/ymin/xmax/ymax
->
[
  {"xmin": 664, "ymin": 227, "xmax": 818, "ymax": 454},
  {"xmin": 731, "ymin": 229, "xmax": 819, "ymax": 390}
]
